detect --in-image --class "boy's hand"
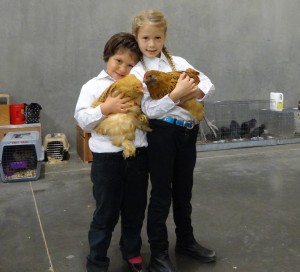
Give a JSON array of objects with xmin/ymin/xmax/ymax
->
[{"xmin": 100, "ymin": 93, "xmax": 131, "ymax": 115}]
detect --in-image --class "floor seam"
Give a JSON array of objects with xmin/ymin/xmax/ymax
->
[{"xmin": 30, "ymin": 181, "xmax": 55, "ymax": 272}]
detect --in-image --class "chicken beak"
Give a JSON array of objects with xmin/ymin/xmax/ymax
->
[
  {"xmin": 135, "ymin": 83, "xmax": 144, "ymax": 94},
  {"xmin": 143, "ymin": 76, "xmax": 150, "ymax": 84},
  {"xmin": 137, "ymin": 87, "xmax": 144, "ymax": 94}
]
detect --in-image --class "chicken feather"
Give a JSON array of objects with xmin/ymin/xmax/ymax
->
[
  {"xmin": 92, "ymin": 74, "xmax": 151, "ymax": 158},
  {"xmin": 143, "ymin": 68, "xmax": 205, "ymax": 121}
]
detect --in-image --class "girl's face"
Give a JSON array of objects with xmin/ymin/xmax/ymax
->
[
  {"xmin": 106, "ymin": 49, "xmax": 137, "ymax": 80},
  {"xmin": 135, "ymin": 24, "xmax": 166, "ymax": 59}
]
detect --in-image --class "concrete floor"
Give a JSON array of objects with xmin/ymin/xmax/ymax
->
[{"xmin": 1, "ymin": 143, "xmax": 300, "ymax": 272}]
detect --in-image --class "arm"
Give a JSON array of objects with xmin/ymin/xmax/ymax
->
[
  {"xmin": 169, "ymin": 72, "xmax": 199, "ymax": 103},
  {"xmin": 74, "ymin": 81, "xmax": 104, "ymax": 131},
  {"xmin": 74, "ymin": 79, "xmax": 131, "ymax": 131}
]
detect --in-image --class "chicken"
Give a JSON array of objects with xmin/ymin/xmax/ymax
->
[
  {"xmin": 92, "ymin": 74, "xmax": 151, "ymax": 158},
  {"xmin": 240, "ymin": 118, "xmax": 257, "ymax": 138},
  {"xmin": 230, "ymin": 120, "xmax": 241, "ymax": 139},
  {"xmin": 143, "ymin": 68, "xmax": 205, "ymax": 121},
  {"xmin": 250, "ymin": 124, "xmax": 266, "ymax": 138}
]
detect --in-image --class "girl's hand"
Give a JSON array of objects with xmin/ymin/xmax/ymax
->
[
  {"xmin": 169, "ymin": 73, "xmax": 197, "ymax": 103},
  {"xmin": 180, "ymin": 87, "xmax": 205, "ymax": 103},
  {"xmin": 100, "ymin": 93, "xmax": 131, "ymax": 115}
]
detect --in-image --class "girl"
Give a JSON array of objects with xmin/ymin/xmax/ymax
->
[
  {"xmin": 130, "ymin": 10, "xmax": 216, "ymax": 272},
  {"xmin": 75, "ymin": 32, "xmax": 148, "ymax": 272}
]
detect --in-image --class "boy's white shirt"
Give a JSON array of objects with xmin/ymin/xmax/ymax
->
[
  {"xmin": 74, "ymin": 70, "xmax": 148, "ymax": 153},
  {"xmin": 130, "ymin": 53, "xmax": 215, "ymax": 122}
]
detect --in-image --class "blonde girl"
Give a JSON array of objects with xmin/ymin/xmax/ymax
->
[{"xmin": 130, "ymin": 9, "xmax": 216, "ymax": 272}]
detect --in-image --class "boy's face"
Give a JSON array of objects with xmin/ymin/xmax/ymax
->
[{"xmin": 106, "ymin": 49, "xmax": 138, "ymax": 80}]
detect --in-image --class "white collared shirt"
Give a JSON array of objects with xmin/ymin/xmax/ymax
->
[
  {"xmin": 74, "ymin": 70, "xmax": 147, "ymax": 153},
  {"xmin": 130, "ymin": 53, "xmax": 215, "ymax": 122}
]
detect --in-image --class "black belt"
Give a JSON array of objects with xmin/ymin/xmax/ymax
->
[{"xmin": 92, "ymin": 147, "xmax": 146, "ymax": 159}]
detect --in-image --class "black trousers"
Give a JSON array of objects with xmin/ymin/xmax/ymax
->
[
  {"xmin": 86, "ymin": 148, "xmax": 148, "ymax": 271},
  {"xmin": 146, "ymin": 120, "xmax": 199, "ymax": 254}
]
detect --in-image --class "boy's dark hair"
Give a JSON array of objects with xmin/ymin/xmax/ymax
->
[{"xmin": 103, "ymin": 32, "xmax": 142, "ymax": 62}]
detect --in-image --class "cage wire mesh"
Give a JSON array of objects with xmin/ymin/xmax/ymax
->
[
  {"xmin": 1, "ymin": 145, "xmax": 38, "ymax": 181},
  {"xmin": 198, "ymin": 100, "xmax": 295, "ymax": 144},
  {"xmin": 44, "ymin": 133, "xmax": 70, "ymax": 162},
  {"xmin": 0, "ymin": 132, "xmax": 43, "ymax": 182}
]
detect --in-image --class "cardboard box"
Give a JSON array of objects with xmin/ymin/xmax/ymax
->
[
  {"xmin": 0, "ymin": 105, "xmax": 10, "ymax": 126},
  {"xmin": 76, "ymin": 124, "xmax": 93, "ymax": 162}
]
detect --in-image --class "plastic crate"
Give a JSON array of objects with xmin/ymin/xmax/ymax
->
[
  {"xmin": 44, "ymin": 133, "xmax": 70, "ymax": 162},
  {"xmin": 0, "ymin": 131, "xmax": 44, "ymax": 182}
]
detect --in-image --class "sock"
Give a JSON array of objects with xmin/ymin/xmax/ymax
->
[{"xmin": 128, "ymin": 256, "xmax": 142, "ymax": 264}]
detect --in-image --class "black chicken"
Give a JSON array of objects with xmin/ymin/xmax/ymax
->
[
  {"xmin": 205, "ymin": 130, "xmax": 221, "ymax": 141},
  {"xmin": 220, "ymin": 126, "xmax": 231, "ymax": 140},
  {"xmin": 250, "ymin": 124, "xmax": 266, "ymax": 138},
  {"xmin": 230, "ymin": 120, "xmax": 241, "ymax": 139},
  {"xmin": 240, "ymin": 118, "xmax": 257, "ymax": 138}
]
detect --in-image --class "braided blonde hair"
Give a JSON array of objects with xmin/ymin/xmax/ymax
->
[{"xmin": 132, "ymin": 9, "xmax": 176, "ymax": 72}]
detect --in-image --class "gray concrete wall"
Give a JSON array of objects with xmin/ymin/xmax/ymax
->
[{"xmin": 1, "ymin": 0, "xmax": 299, "ymax": 149}]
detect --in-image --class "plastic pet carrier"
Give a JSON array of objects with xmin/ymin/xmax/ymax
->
[
  {"xmin": 0, "ymin": 131, "xmax": 44, "ymax": 182},
  {"xmin": 44, "ymin": 133, "xmax": 70, "ymax": 162}
]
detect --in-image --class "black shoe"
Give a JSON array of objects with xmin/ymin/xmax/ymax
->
[
  {"xmin": 175, "ymin": 241, "xmax": 216, "ymax": 263},
  {"xmin": 127, "ymin": 261, "xmax": 143, "ymax": 272},
  {"xmin": 86, "ymin": 267, "xmax": 108, "ymax": 272},
  {"xmin": 148, "ymin": 251, "xmax": 177, "ymax": 272},
  {"xmin": 86, "ymin": 257, "xmax": 109, "ymax": 272}
]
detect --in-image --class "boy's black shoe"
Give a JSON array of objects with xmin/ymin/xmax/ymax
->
[
  {"xmin": 148, "ymin": 251, "xmax": 177, "ymax": 272},
  {"xmin": 127, "ymin": 261, "xmax": 143, "ymax": 272},
  {"xmin": 175, "ymin": 241, "xmax": 216, "ymax": 263}
]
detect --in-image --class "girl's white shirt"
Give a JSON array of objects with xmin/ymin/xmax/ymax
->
[
  {"xmin": 74, "ymin": 70, "xmax": 148, "ymax": 153},
  {"xmin": 130, "ymin": 53, "xmax": 215, "ymax": 122}
]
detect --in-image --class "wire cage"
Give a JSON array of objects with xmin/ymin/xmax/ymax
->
[
  {"xmin": 198, "ymin": 100, "xmax": 295, "ymax": 144},
  {"xmin": 0, "ymin": 131, "xmax": 44, "ymax": 182},
  {"xmin": 44, "ymin": 133, "xmax": 70, "ymax": 162}
]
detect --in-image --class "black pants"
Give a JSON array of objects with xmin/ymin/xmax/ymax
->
[
  {"xmin": 86, "ymin": 148, "xmax": 148, "ymax": 271},
  {"xmin": 147, "ymin": 120, "xmax": 199, "ymax": 254}
]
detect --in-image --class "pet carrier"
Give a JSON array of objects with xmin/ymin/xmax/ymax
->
[
  {"xmin": 44, "ymin": 133, "xmax": 70, "ymax": 162},
  {"xmin": 0, "ymin": 131, "xmax": 44, "ymax": 182}
]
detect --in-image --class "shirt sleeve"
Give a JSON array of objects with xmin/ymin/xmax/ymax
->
[
  {"xmin": 197, "ymin": 71, "xmax": 215, "ymax": 101},
  {"xmin": 74, "ymin": 79, "xmax": 106, "ymax": 131}
]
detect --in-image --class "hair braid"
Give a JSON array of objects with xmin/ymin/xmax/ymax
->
[
  {"xmin": 162, "ymin": 46, "xmax": 176, "ymax": 72},
  {"xmin": 140, "ymin": 57, "xmax": 148, "ymax": 71}
]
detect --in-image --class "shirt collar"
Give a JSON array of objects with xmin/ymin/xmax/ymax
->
[
  {"xmin": 97, "ymin": 70, "xmax": 115, "ymax": 81},
  {"xmin": 160, "ymin": 52, "xmax": 169, "ymax": 64},
  {"xmin": 143, "ymin": 52, "xmax": 170, "ymax": 69}
]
